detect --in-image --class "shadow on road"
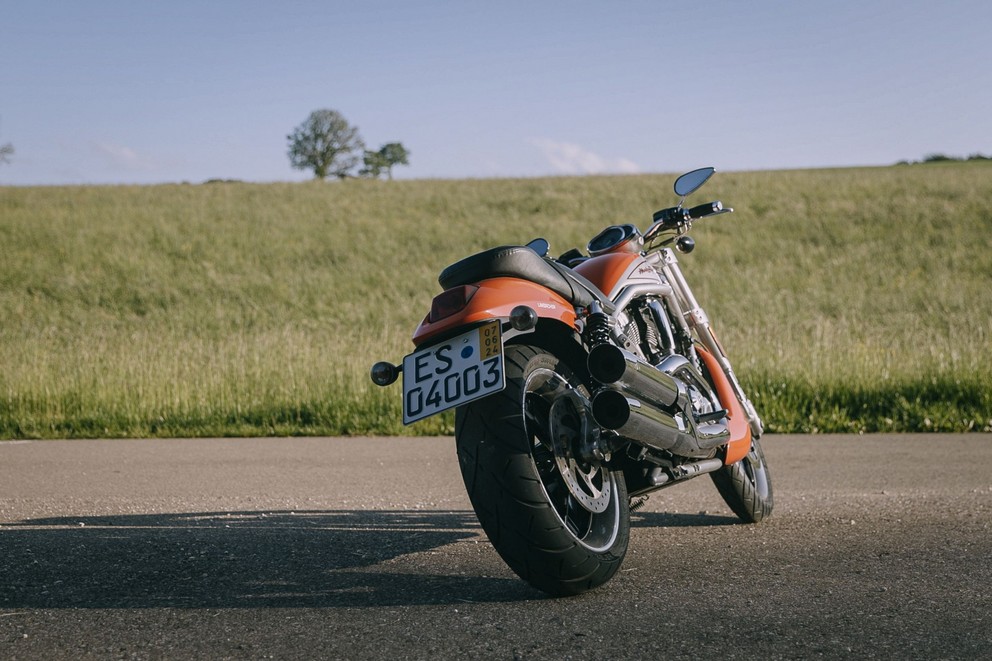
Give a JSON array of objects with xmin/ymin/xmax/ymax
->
[
  {"xmin": 0, "ymin": 510, "xmax": 540, "ymax": 608},
  {"xmin": 0, "ymin": 508, "xmax": 740, "ymax": 609}
]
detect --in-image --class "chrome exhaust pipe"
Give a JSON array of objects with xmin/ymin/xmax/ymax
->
[
  {"xmin": 587, "ymin": 344, "xmax": 682, "ymax": 409},
  {"xmin": 587, "ymin": 344, "xmax": 730, "ymax": 457},
  {"xmin": 591, "ymin": 389, "xmax": 729, "ymax": 457},
  {"xmin": 648, "ymin": 458, "xmax": 725, "ymax": 487}
]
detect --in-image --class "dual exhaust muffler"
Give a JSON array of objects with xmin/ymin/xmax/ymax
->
[{"xmin": 587, "ymin": 344, "xmax": 729, "ymax": 458}]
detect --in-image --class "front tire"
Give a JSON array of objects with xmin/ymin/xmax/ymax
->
[
  {"xmin": 455, "ymin": 345, "xmax": 630, "ymax": 596},
  {"xmin": 710, "ymin": 434, "xmax": 773, "ymax": 523}
]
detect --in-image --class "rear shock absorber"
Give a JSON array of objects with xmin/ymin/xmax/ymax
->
[{"xmin": 584, "ymin": 301, "xmax": 612, "ymax": 347}]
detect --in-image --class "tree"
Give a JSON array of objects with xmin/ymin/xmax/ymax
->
[
  {"xmin": 359, "ymin": 149, "xmax": 388, "ymax": 179},
  {"xmin": 359, "ymin": 142, "xmax": 410, "ymax": 180},
  {"xmin": 0, "ymin": 142, "xmax": 12, "ymax": 165},
  {"xmin": 378, "ymin": 142, "xmax": 410, "ymax": 180},
  {"xmin": 287, "ymin": 109, "xmax": 364, "ymax": 180}
]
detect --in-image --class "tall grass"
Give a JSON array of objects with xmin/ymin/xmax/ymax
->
[{"xmin": 1, "ymin": 163, "xmax": 990, "ymax": 438}]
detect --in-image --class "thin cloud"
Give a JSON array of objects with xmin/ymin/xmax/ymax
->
[
  {"xmin": 531, "ymin": 138, "xmax": 640, "ymax": 175},
  {"xmin": 91, "ymin": 141, "xmax": 160, "ymax": 172}
]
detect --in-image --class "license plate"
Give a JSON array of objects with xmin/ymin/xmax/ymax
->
[{"xmin": 402, "ymin": 321, "xmax": 505, "ymax": 424}]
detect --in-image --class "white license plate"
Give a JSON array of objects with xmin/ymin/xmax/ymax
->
[{"xmin": 402, "ymin": 321, "xmax": 505, "ymax": 424}]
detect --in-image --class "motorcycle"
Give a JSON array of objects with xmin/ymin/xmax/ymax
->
[{"xmin": 371, "ymin": 167, "xmax": 772, "ymax": 596}]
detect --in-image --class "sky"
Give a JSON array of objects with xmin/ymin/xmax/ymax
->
[{"xmin": 2, "ymin": 0, "xmax": 990, "ymax": 185}]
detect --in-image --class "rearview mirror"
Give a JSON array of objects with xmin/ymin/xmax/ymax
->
[
  {"xmin": 526, "ymin": 237, "xmax": 550, "ymax": 257},
  {"xmin": 674, "ymin": 167, "xmax": 715, "ymax": 197}
]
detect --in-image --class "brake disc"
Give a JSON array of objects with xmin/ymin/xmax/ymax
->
[{"xmin": 548, "ymin": 389, "xmax": 611, "ymax": 514}]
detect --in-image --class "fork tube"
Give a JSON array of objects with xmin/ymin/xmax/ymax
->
[{"xmin": 658, "ymin": 249, "xmax": 762, "ymax": 435}]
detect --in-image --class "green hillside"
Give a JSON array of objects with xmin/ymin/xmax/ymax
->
[{"xmin": 1, "ymin": 163, "xmax": 990, "ymax": 438}]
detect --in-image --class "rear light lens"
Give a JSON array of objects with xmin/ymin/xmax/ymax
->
[{"xmin": 429, "ymin": 285, "xmax": 478, "ymax": 322}]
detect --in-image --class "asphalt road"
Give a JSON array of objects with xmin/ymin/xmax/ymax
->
[{"xmin": 1, "ymin": 434, "xmax": 989, "ymax": 660}]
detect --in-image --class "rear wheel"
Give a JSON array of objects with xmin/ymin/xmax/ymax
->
[
  {"xmin": 455, "ymin": 345, "xmax": 629, "ymax": 596},
  {"xmin": 711, "ymin": 434, "xmax": 773, "ymax": 523}
]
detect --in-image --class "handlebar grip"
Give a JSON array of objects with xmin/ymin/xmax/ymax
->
[{"xmin": 687, "ymin": 201, "xmax": 723, "ymax": 219}]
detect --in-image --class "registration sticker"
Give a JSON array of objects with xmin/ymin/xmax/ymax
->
[{"xmin": 402, "ymin": 321, "xmax": 505, "ymax": 424}]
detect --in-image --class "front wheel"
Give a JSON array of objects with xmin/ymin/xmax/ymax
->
[
  {"xmin": 710, "ymin": 434, "xmax": 773, "ymax": 523},
  {"xmin": 455, "ymin": 345, "xmax": 630, "ymax": 596}
]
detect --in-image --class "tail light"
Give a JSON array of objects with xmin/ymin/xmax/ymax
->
[{"xmin": 429, "ymin": 285, "xmax": 478, "ymax": 322}]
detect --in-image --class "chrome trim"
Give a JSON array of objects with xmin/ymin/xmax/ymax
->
[
  {"xmin": 587, "ymin": 344, "xmax": 682, "ymax": 409},
  {"xmin": 611, "ymin": 282, "xmax": 673, "ymax": 317},
  {"xmin": 591, "ymin": 389, "xmax": 729, "ymax": 458}
]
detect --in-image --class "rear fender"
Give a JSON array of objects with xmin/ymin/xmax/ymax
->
[{"xmin": 412, "ymin": 277, "xmax": 577, "ymax": 347}]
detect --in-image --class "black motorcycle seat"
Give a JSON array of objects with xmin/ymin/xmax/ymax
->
[{"xmin": 438, "ymin": 245, "xmax": 615, "ymax": 313}]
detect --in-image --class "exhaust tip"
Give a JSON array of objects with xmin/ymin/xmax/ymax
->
[
  {"xmin": 591, "ymin": 389, "xmax": 631, "ymax": 430},
  {"xmin": 587, "ymin": 344, "xmax": 626, "ymax": 384}
]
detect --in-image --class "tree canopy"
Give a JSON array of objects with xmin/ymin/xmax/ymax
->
[
  {"xmin": 378, "ymin": 142, "xmax": 410, "ymax": 180},
  {"xmin": 287, "ymin": 109, "xmax": 364, "ymax": 180},
  {"xmin": 360, "ymin": 142, "xmax": 410, "ymax": 180}
]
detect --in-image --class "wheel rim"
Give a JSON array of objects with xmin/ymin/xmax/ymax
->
[{"xmin": 524, "ymin": 367, "xmax": 621, "ymax": 552}]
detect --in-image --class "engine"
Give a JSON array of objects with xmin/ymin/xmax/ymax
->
[{"xmin": 617, "ymin": 299, "xmax": 719, "ymax": 422}]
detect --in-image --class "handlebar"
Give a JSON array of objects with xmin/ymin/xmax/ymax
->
[
  {"xmin": 645, "ymin": 199, "xmax": 731, "ymax": 244},
  {"xmin": 687, "ymin": 201, "xmax": 723, "ymax": 219}
]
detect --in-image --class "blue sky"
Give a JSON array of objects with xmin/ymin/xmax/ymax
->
[{"xmin": 2, "ymin": 0, "xmax": 990, "ymax": 185}]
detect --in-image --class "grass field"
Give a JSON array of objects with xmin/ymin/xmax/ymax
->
[{"xmin": 1, "ymin": 162, "xmax": 990, "ymax": 438}]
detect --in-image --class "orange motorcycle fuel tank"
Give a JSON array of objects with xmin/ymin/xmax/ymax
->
[{"xmin": 573, "ymin": 252, "xmax": 659, "ymax": 299}]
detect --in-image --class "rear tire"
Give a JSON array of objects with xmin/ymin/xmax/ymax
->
[
  {"xmin": 710, "ymin": 435, "xmax": 773, "ymax": 523},
  {"xmin": 455, "ymin": 345, "xmax": 629, "ymax": 596}
]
